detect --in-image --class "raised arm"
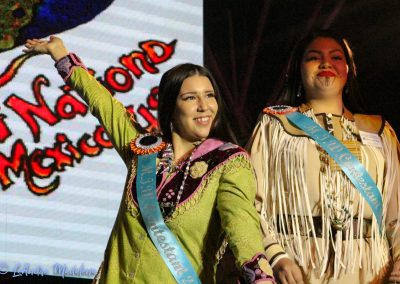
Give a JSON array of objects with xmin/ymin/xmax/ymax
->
[{"xmin": 24, "ymin": 37, "xmax": 138, "ymax": 165}]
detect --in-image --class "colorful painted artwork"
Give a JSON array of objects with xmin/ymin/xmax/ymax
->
[{"xmin": 1, "ymin": 0, "xmax": 114, "ymax": 51}]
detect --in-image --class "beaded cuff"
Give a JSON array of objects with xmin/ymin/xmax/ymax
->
[
  {"xmin": 54, "ymin": 53, "xmax": 87, "ymax": 81},
  {"xmin": 241, "ymin": 253, "xmax": 275, "ymax": 283}
]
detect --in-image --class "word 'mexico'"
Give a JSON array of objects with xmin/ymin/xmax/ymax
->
[{"xmin": 0, "ymin": 39, "xmax": 176, "ymax": 194}]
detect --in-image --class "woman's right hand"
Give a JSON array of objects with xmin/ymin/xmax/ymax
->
[{"xmin": 23, "ymin": 35, "xmax": 69, "ymax": 62}]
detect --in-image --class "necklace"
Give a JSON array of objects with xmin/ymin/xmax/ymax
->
[
  {"xmin": 306, "ymin": 109, "xmax": 358, "ymax": 231},
  {"xmin": 159, "ymin": 144, "xmax": 197, "ymax": 218},
  {"xmin": 158, "ymin": 144, "xmax": 196, "ymax": 173}
]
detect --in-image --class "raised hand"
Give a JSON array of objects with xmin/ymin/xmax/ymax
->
[{"xmin": 23, "ymin": 35, "xmax": 69, "ymax": 61}]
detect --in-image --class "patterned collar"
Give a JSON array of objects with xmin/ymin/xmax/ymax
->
[
  {"xmin": 298, "ymin": 103, "xmax": 355, "ymax": 122},
  {"xmin": 158, "ymin": 138, "xmax": 224, "ymax": 173}
]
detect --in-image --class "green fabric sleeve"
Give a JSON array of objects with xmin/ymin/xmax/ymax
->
[
  {"xmin": 216, "ymin": 154, "xmax": 267, "ymax": 268},
  {"xmin": 67, "ymin": 67, "xmax": 138, "ymax": 165}
]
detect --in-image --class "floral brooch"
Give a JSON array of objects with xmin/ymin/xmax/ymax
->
[
  {"xmin": 130, "ymin": 133, "xmax": 166, "ymax": 155},
  {"xmin": 189, "ymin": 161, "xmax": 208, "ymax": 179}
]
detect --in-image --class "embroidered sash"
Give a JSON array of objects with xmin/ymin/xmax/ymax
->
[{"xmin": 286, "ymin": 111, "xmax": 383, "ymax": 231}]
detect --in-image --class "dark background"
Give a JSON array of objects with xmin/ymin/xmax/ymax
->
[
  {"xmin": 1, "ymin": 0, "xmax": 399, "ymax": 283},
  {"xmin": 205, "ymin": 0, "xmax": 400, "ymax": 143}
]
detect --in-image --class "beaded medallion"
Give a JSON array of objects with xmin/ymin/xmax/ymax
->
[
  {"xmin": 130, "ymin": 133, "xmax": 166, "ymax": 155},
  {"xmin": 263, "ymin": 105, "xmax": 297, "ymax": 115}
]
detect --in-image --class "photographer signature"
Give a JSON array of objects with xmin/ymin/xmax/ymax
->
[
  {"xmin": 0, "ymin": 261, "xmax": 48, "ymax": 277},
  {"xmin": 0, "ymin": 261, "xmax": 97, "ymax": 278}
]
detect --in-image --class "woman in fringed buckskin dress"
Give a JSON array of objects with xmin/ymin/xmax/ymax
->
[{"xmin": 247, "ymin": 30, "xmax": 400, "ymax": 283}]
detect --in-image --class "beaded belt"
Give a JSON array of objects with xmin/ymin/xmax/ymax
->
[{"xmin": 276, "ymin": 216, "xmax": 372, "ymax": 239}]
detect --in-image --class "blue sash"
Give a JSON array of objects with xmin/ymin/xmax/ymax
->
[
  {"xmin": 286, "ymin": 112, "xmax": 383, "ymax": 231},
  {"xmin": 137, "ymin": 154, "xmax": 201, "ymax": 283}
]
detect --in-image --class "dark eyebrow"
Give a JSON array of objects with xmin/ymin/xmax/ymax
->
[
  {"xmin": 306, "ymin": 50, "xmax": 321, "ymax": 54},
  {"xmin": 180, "ymin": 90, "xmax": 214, "ymax": 96},
  {"xmin": 179, "ymin": 91, "xmax": 197, "ymax": 96},
  {"xmin": 306, "ymin": 49, "xmax": 344, "ymax": 54}
]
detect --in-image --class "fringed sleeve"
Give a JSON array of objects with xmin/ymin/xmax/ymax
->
[
  {"xmin": 381, "ymin": 122, "xmax": 400, "ymax": 261},
  {"xmin": 246, "ymin": 114, "xmax": 290, "ymax": 267}
]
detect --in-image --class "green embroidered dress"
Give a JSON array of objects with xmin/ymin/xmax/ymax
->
[{"xmin": 58, "ymin": 56, "xmax": 273, "ymax": 283}]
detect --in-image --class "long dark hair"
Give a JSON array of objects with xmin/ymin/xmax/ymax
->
[
  {"xmin": 269, "ymin": 29, "xmax": 366, "ymax": 113},
  {"xmin": 157, "ymin": 63, "xmax": 237, "ymax": 144}
]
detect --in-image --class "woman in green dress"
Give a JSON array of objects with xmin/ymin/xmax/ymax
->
[{"xmin": 24, "ymin": 36, "xmax": 275, "ymax": 284}]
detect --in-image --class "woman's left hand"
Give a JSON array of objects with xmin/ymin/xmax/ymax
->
[
  {"xmin": 389, "ymin": 259, "xmax": 400, "ymax": 282},
  {"xmin": 273, "ymin": 258, "xmax": 304, "ymax": 284}
]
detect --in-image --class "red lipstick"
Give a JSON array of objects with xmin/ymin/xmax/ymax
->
[{"xmin": 317, "ymin": 71, "xmax": 335, "ymax": 77}]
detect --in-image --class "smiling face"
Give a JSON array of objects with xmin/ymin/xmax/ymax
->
[
  {"xmin": 172, "ymin": 75, "xmax": 218, "ymax": 143},
  {"xmin": 301, "ymin": 37, "xmax": 348, "ymax": 100}
]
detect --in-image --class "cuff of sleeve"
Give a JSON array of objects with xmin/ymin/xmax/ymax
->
[
  {"xmin": 264, "ymin": 243, "xmax": 288, "ymax": 267},
  {"xmin": 54, "ymin": 53, "xmax": 87, "ymax": 82},
  {"xmin": 241, "ymin": 253, "xmax": 275, "ymax": 283},
  {"xmin": 270, "ymin": 253, "xmax": 290, "ymax": 268}
]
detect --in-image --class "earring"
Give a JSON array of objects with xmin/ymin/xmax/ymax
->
[
  {"xmin": 296, "ymin": 84, "xmax": 302, "ymax": 98},
  {"xmin": 344, "ymin": 85, "xmax": 349, "ymax": 95},
  {"xmin": 170, "ymin": 122, "xmax": 174, "ymax": 132}
]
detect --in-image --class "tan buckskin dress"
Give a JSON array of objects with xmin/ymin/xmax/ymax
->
[{"xmin": 248, "ymin": 104, "xmax": 400, "ymax": 283}]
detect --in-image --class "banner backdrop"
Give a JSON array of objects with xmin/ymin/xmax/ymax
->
[{"xmin": 0, "ymin": 0, "xmax": 202, "ymax": 278}]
